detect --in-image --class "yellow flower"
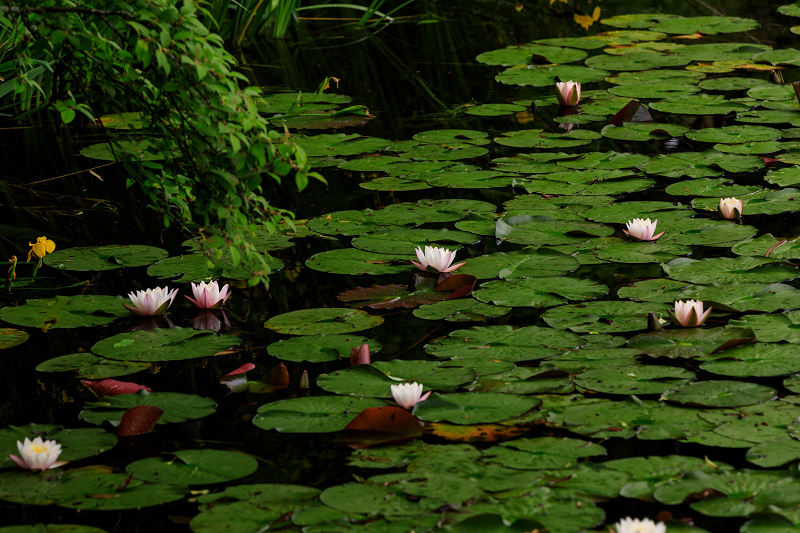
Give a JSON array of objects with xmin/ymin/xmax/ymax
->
[
  {"xmin": 27, "ymin": 237, "xmax": 56, "ymax": 262},
  {"xmin": 575, "ymin": 7, "xmax": 601, "ymax": 30}
]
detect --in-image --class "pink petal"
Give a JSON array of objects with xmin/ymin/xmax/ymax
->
[
  {"xmin": 8, "ymin": 454, "xmax": 29, "ymax": 469},
  {"xmin": 123, "ymin": 303, "xmax": 144, "ymax": 316}
]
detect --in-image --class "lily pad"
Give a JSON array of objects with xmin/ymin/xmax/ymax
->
[
  {"xmin": 265, "ymin": 308, "xmax": 384, "ymax": 335},
  {"xmin": 91, "ymin": 327, "xmax": 238, "ymax": 362},
  {"xmin": 0, "ymin": 295, "xmax": 129, "ymax": 329},
  {"xmin": 253, "ymin": 396, "xmax": 385, "ymax": 433},
  {"xmin": 79, "ymin": 390, "xmax": 216, "ymax": 426},
  {"xmin": 663, "ymin": 381, "xmax": 776, "ymax": 408},
  {"xmin": 44, "ymin": 245, "xmax": 168, "ymax": 271},
  {"xmin": 267, "ymin": 334, "xmax": 380, "ymax": 363},
  {"xmin": 127, "ymin": 449, "xmax": 258, "ymax": 485}
]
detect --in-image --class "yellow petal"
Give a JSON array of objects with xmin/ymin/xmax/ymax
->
[{"xmin": 44, "ymin": 239, "xmax": 55, "ymax": 254}]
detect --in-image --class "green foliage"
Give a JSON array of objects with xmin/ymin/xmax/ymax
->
[{"xmin": 0, "ymin": 0, "xmax": 325, "ymax": 286}]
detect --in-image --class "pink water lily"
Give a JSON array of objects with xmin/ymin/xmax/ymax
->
[
  {"xmin": 185, "ymin": 280, "xmax": 230, "ymax": 309},
  {"xmin": 555, "ymin": 80, "xmax": 581, "ymax": 106},
  {"xmin": 390, "ymin": 382, "xmax": 431, "ymax": 409},
  {"xmin": 123, "ymin": 286, "xmax": 178, "ymax": 316},
  {"xmin": 9, "ymin": 437, "xmax": 67, "ymax": 471},
  {"xmin": 411, "ymin": 246, "xmax": 466, "ymax": 273},
  {"xmin": 719, "ymin": 197, "xmax": 743, "ymax": 219},
  {"xmin": 623, "ymin": 218, "xmax": 665, "ymax": 242},
  {"xmin": 670, "ymin": 299, "xmax": 712, "ymax": 328},
  {"xmin": 613, "ymin": 517, "xmax": 666, "ymax": 533}
]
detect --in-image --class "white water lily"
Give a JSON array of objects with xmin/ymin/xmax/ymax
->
[
  {"xmin": 410, "ymin": 246, "xmax": 466, "ymax": 273},
  {"xmin": 186, "ymin": 280, "xmax": 230, "ymax": 309},
  {"xmin": 8, "ymin": 437, "xmax": 67, "ymax": 471},
  {"xmin": 671, "ymin": 299, "xmax": 712, "ymax": 328},
  {"xmin": 123, "ymin": 286, "xmax": 179, "ymax": 316},
  {"xmin": 614, "ymin": 517, "xmax": 666, "ymax": 533},
  {"xmin": 719, "ymin": 197, "xmax": 743, "ymax": 219},
  {"xmin": 555, "ymin": 80, "xmax": 581, "ymax": 106},
  {"xmin": 390, "ymin": 382, "xmax": 432, "ymax": 409},
  {"xmin": 623, "ymin": 218, "xmax": 665, "ymax": 241}
]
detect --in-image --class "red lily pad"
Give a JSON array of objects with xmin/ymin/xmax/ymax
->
[
  {"xmin": 117, "ymin": 405, "xmax": 164, "ymax": 437},
  {"xmin": 248, "ymin": 363, "xmax": 290, "ymax": 394},
  {"xmin": 340, "ymin": 406, "xmax": 423, "ymax": 449},
  {"xmin": 81, "ymin": 379, "xmax": 152, "ymax": 397}
]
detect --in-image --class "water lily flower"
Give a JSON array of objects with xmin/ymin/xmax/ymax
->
[
  {"xmin": 411, "ymin": 246, "xmax": 466, "ymax": 274},
  {"xmin": 390, "ymin": 382, "xmax": 431, "ymax": 409},
  {"xmin": 719, "ymin": 197, "xmax": 743, "ymax": 219},
  {"xmin": 350, "ymin": 343, "xmax": 371, "ymax": 366},
  {"xmin": 623, "ymin": 218, "xmax": 665, "ymax": 241},
  {"xmin": 185, "ymin": 280, "xmax": 230, "ymax": 309},
  {"xmin": 27, "ymin": 236, "xmax": 55, "ymax": 262},
  {"xmin": 613, "ymin": 517, "xmax": 666, "ymax": 533},
  {"xmin": 9, "ymin": 437, "xmax": 67, "ymax": 471},
  {"xmin": 670, "ymin": 299, "xmax": 712, "ymax": 328},
  {"xmin": 123, "ymin": 286, "xmax": 179, "ymax": 316},
  {"xmin": 555, "ymin": 80, "xmax": 581, "ymax": 106}
]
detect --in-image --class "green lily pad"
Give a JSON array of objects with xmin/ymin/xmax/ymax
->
[
  {"xmin": 699, "ymin": 343, "xmax": 800, "ymax": 377},
  {"xmin": 457, "ymin": 247, "xmax": 579, "ymax": 279},
  {"xmin": 35, "ymin": 352, "xmax": 151, "ymax": 379},
  {"xmin": 290, "ymin": 133, "xmax": 390, "ymax": 157},
  {"xmin": 412, "ymin": 299, "xmax": 511, "ymax": 322},
  {"xmin": 305, "ymin": 249, "xmax": 412, "ymax": 275},
  {"xmin": 628, "ymin": 327, "xmax": 756, "ymax": 359},
  {"xmin": 317, "ymin": 361, "xmax": 475, "ymax": 397},
  {"xmin": 91, "ymin": 327, "xmax": 238, "ymax": 362},
  {"xmin": 664, "ymin": 381, "xmax": 776, "ymax": 408},
  {"xmin": 424, "ymin": 325, "xmax": 584, "ymax": 362},
  {"xmin": 253, "ymin": 396, "xmax": 385, "ymax": 433},
  {"xmin": 686, "ymin": 125, "xmax": 781, "ymax": 143},
  {"xmin": 664, "ymin": 178, "xmax": 762, "ymax": 197},
  {"xmin": 473, "ymin": 277, "xmax": 608, "ymax": 307},
  {"xmin": 542, "ymin": 300, "xmax": 669, "ymax": 333},
  {"xmin": 574, "ymin": 365, "xmax": 695, "ymax": 395},
  {"xmin": 650, "ymin": 16, "xmax": 758, "ymax": 34},
  {"xmin": 476, "ymin": 44, "xmax": 588, "ymax": 66},
  {"xmin": 495, "ymin": 65, "xmax": 610, "ymax": 87},
  {"xmin": 267, "ymin": 334, "xmax": 380, "ymax": 363},
  {"xmin": 126, "ymin": 449, "xmax": 258, "ymax": 485},
  {"xmin": 494, "ymin": 129, "xmax": 601, "ymax": 149},
  {"xmin": 265, "ymin": 308, "xmax": 384, "ymax": 335},
  {"xmin": 0, "ymin": 328, "xmax": 29, "ymax": 350},
  {"xmin": 0, "ymin": 295, "xmax": 129, "ymax": 329},
  {"xmin": 79, "ymin": 390, "xmax": 216, "ymax": 426},
  {"xmin": 44, "ymin": 245, "xmax": 168, "ymax": 271},
  {"xmin": 649, "ymin": 94, "xmax": 753, "ymax": 115},
  {"xmin": 413, "ymin": 392, "xmax": 539, "ymax": 424},
  {"xmin": 146, "ymin": 253, "xmax": 282, "ymax": 282},
  {"xmin": 465, "ymin": 103, "xmax": 527, "ymax": 116},
  {"xmin": 595, "ymin": 242, "xmax": 692, "ymax": 264},
  {"xmin": 79, "ymin": 140, "xmax": 175, "ymax": 161},
  {"xmin": 585, "ymin": 51, "xmax": 687, "ymax": 71},
  {"xmin": 664, "ymin": 256, "xmax": 798, "ymax": 284},
  {"xmin": 729, "ymin": 310, "xmax": 800, "ymax": 343},
  {"xmin": 698, "ymin": 77, "xmax": 770, "ymax": 91},
  {"xmin": 48, "ymin": 467, "xmax": 186, "ymax": 510}
]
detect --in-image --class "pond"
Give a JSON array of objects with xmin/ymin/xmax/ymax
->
[{"xmin": 6, "ymin": 0, "xmax": 800, "ymax": 532}]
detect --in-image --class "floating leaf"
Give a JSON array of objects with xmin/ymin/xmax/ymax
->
[
  {"xmin": 253, "ymin": 396, "xmax": 385, "ymax": 433},
  {"xmin": 91, "ymin": 327, "xmax": 237, "ymax": 362},
  {"xmin": 80, "ymin": 391, "xmax": 215, "ymax": 426},
  {"xmin": 127, "ymin": 449, "xmax": 258, "ymax": 485},
  {"xmin": 0, "ymin": 295, "xmax": 128, "ymax": 329},
  {"xmin": 44, "ymin": 245, "xmax": 168, "ymax": 271},
  {"xmin": 264, "ymin": 308, "xmax": 383, "ymax": 335},
  {"xmin": 340, "ymin": 406, "xmax": 423, "ymax": 449}
]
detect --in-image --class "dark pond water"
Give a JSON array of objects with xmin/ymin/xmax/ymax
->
[{"xmin": 6, "ymin": 0, "xmax": 800, "ymax": 531}]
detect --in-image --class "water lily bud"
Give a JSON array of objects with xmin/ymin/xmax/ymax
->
[
  {"xmin": 555, "ymin": 80, "xmax": 581, "ymax": 106},
  {"xmin": 299, "ymin": 370, "xmax": 309, "ymax": 390},
  {"xmin": 669, "ymin": 299, "xmax": 712, "ymax": 328},
  {"xmin": 350, "ymin": 343, "xmax": 370, "ymax": 366},
  {"xmin": 719, "ymin": 197, "xmax": 743, "ymax": 220}
]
